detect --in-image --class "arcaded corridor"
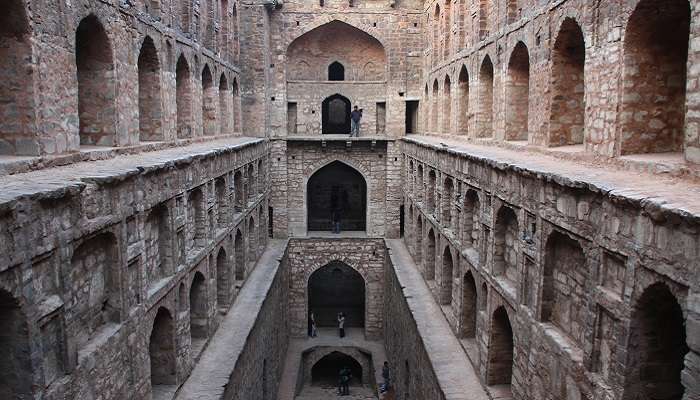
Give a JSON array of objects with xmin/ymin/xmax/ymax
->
[{"xmin": 0, "ymin": 0, "xmax": 698, "ymax": 400}]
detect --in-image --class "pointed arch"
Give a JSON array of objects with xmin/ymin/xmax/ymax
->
[
  {"xmin": 441, "ymin": 246, "xmax": 454, "ymax": 304},
  {"xmin": 457, "ymin": 65, "xmax": 470, "ymax": 136},
  {"xmin": 550, "ymin": 18, "xmax": 585, "ymax": 146},
  {"xmin": 431, "ymin": 79, "xmax": 439, "ymax": 132},
  {"xmin": 461, "ymin": 271, "xmax": 477, "ymax": 337},
  {"xmin": 443, "ymin": 75, "xmax": 452, "ymax": 134},
  {"xmin": 176, "ymin": 54, "xmax": 193, "ymax": 138},
  {"xmin": 149, "ymin": 307, "xmax": 176, "ymax": 387},
  {"xmin": 218, "ymin": 73, "xmax": 231, "ymax": 135},
  {"xmin": 487, "ymin": 307, "xmax": 514, "ymax": 386},
  {"xmin": 138, "ymin": 36, "xmax": 163, "ymax": 141},
  {"xmin": 477, "ymin": 55, "xmax": 494, "ymax": 138},
  {"xmin": 308, "ymin": 261, "xmax": 366, "ymax": 328},
  {"xmin": 425, "ymin": 228, "xmax": 436, "ymax": 280},
  {"xmin": 201, "ymin": 64, "xmax": 217, "ymax": 136},
  {"xmin": 322, "ymin": 94, "xmax": 351, "ymax": 134},
  {"xmin": 76, "ymin": 14, "xmax": 116, "ymax": 146},
  {"xmin": 307, "ymin": 160, "xmax": 367, "ymax": 232},
  {"xmin": 506, "ymin": 42, "xmax": 530, "ymax": 141}
]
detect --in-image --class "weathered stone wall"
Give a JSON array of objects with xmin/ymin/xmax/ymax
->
[
  {"xmin": 383, "ymin": 246, "xmax": 447, "ymax": 400},
  {"xmin": 286, "ymin": 238, "xmax": 385, "ymax": 340},
  {"xmin": 0, "ymin": 0, "xmax": 243, "ymax": 156},
  {"xmin": 266, "ymin": 2, "xmax": 424, "ymax": 138},
  {"xmin": 0, "ymin": 139, "xmax": 269, "ymax": 399},
  {"xmin": 421, "ymin": 0, "xmax": 700, "ymax": 164},
  {"xmin": 220, "ymin": 242, "xmax": 290, "ymax": 400},
  {"xmin": 401, "ymin": 138, "xmax": 700, "ymax": 400}
]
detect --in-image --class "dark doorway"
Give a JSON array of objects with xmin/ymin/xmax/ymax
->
[
  {"xmin": 312, "ymin": 352, "xmax": 363, "ymax": 386},
  {"xmin": 406, "ymin": 100, "xmax": 419, "ymax": 134},
  {"xmin": 309, "ymin": 261, "xmax": 365, "ymax": 328},
  {"xmin": 322, "ymin": 94, "xmax": 351, "ymax": 134},
  {"xmin": 328, "ymin": 61, "xmax": 345, "ymax": 81},
  {"xmin": 399, "ymin": 205, "xmax": 405, "ymax": 237},
  {"xmin": 307, "ymin": 161, "xmax": 367, "ymax": 231}
]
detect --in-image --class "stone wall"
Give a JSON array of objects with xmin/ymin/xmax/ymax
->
[
  {"xmin": 286, "ymin": 238, "xmax": 386, "ymax": 340},
  {"xmin": 383, "ymin": 246, "xmax": 447, "ymax": 400},
  {"xmin": 0, "ymin": 0, "xmax": 243, "ymax": 156},
  {"xmin": 0, "ymin": 139, "xmax": 270, "ymax": 399},
  {"xmin": 401, "ymin": 138, "xmax": 700, "ymax": 400},
  {"xmin": 421, "ymin": 0, "xmax": 700, "ymax": 164}
]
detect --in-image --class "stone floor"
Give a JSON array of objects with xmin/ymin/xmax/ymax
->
[
  {"xmin": 277, "ymin": 328, "xmax": 386, "ymax": 400},
  {"xmin": 294, "ymin": 386, "xmax": 377, "ymax": 400}
]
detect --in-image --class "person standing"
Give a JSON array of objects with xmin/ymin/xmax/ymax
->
[
  {"xmin": 331, "ymin": 207, "xmax": 341, "ymax": 234},
  {"xmin": 350, "ymin": 106, "xmax": 363, "ymax": 137},
  {"xmin": 381, "ymin": 361, "xmax": 391, "ymax": 392},
  {"xmin": 308, "ymin": 310, "xmax": 317, "ymax": 337},
  {"xmin": 337, "ymin": 312, "xmax": 346, "ymax": 338}
]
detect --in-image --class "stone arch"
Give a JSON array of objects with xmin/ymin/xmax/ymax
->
[
  {"xmin": 541, "ymin": 230, "xmax": 586, "ymax": 344},
  {"xmin": 189, "ymin": 271, "xmax": 208, "ymax": 341},
  {"xmin": 441, "ymin": 177, "xmax": 454, "ymax": 228},
  {"xmin": 443, "ymin": 0, "xmax": 451, "ymax": 61},
  {"xmin": 247, "ymin": 216, "xmax": 256, "ymax": 269},
  {"xmin": 322, "ymin": 93, "xmax": 351, "ymax": 134},
  {"xmin": 288, "ymin": 18, "xmax": 388, "ymax": 51},
  {"xmin": 75, "ymin": 14, "xmax": 116, "ymax": 147},
  {"xmin": 506, "ymin": 41, "xmax": 530, "ymax": 141},
  {"xmin": 623, "ymin": 282, "xmax": 688, "ymax": 400},
  {"xmin": 423, "ymin": 83, "xmax": 430, "ymax": 132},
  {"xmin": 146, "ymin": 204, "xmax": 171, "ymax": 286},
  {"xmin": 480, "ymin": 282, "xmax": 488, "ymax": 311},
  {"xmin": 176, "ymin": 54, "xmax": 193, "ymax": 138},
  {"xmin": 432, "ymin": 4, "xmax": 440, "ymax": 66},
  {"xmin": 188, "ymin": 188, "xmax": 205, "ymax": 250},
  {"xmin": 306, "ymin": 160, "xmax": 367, "ymax": 232},
  {"xmin": 178, "ymin": 0, "xmax": 190, "ymax": 33},
  {"xmin": 462, "ymin": 190, "xmax": 479, "ymax": 246},
  {"xmin": 286, "ymin": 20, "xmax": 386, "ymax": 82},
  {"xmin": 457, "ymin": 65, "xmax": 470, "ymax": 136},
  {"xmin": 149, "ymin": 307, "xmax": 176, "ymax": 388},
  {"xmin": 416, "ymin": 163, "xmax": 424, "ymax": 203},
  {"xmin": 487, "ymin": 306, "xmax": 514, "ymax": 386},
  {"xmin": 506, "ymin": 0, "xmax": 520, "ymax": 24},
  {"xmin": 201, "ymin": 64, "xmax": 217, "ymax": 136},
  {"xmin": 234, "ymin": 228, "xmax": 244, "ymax": 281},
  {"xmin": 494, "ymin": 206, "xmax": 518, "ymax": 282},
  {"xmin": 415, "ymin": 216, "xmax": 423, "ymax": 266},
  {"xmin": 431, "ymin": 79, "xmax": 439, "ymax": 132},
  {"xmin": 441, "ymin": 246, "xmax": 454, "ymax": 305},
  {"xmin": 308, "ymin": 261, "xmax": 366, "ymax": 328},
  {"xmin": 218, "ymin": 73, "xmax": 231, "ymax": 135},
  {"xmin": 215, "ymin": 176, "xmax": 228, "ymax": 227},
  {"xmin": 247, "ymin": 163, "xmax": 256, "ymax": 202},
  {"xmin": 550, "ymin": 17, "xmax": 585, "ymax": 146},
  {"xmin": 427, "ymin": 169, "xmax": 436, "ymax": 213},
  {"xmin": 311, "ymin": 351, "xmax": 363, "ymax": 386},
  {"xmin": 425, "ymin": 228, "xmax": 436, "ymax": 280},
  {"xmin": 216, "ymin": 247, "xmax": 230, "ymax": 308},
  {"xmin": 71, "ymin": 232, "xmax": 121, "ymax": 334},
  {"xmin": 442, "ymin": 75, "xmax": 452, "ymax": 134},
  {"xmin": 0, "ymin": 288, "xmax": 33, "ymax": 398},
  {"xmin": 231, "ymin": 78, "xmax": 241, "ymax": 133},
  {"xmin": 178, "ymin": 282, "xmax": 187, "ymax": 312},
  {"xmin": 328, "ymin": 61, "xmax": 345, "ymax": 81},
  {"xmin": 477, "ymin": 55, "xmax": 494, "ymax": 138},
  {"xmin": 0, "ymin": 0, "xmax": 36, "ymax": 156},
  {"xmin": 234, "ymin": 169, "xmax": 244, "ymax": 212},
  {"xmin": 461, "ymin": 271, "xmax": 477, "ymax": 338},
  {"xmin": 258, "ymin": 206, "xmax": 266, "ymax": 254},
  {"xmin": 620, "ymin": 0, "xmax": 690, "ymax": 155},
  {"xmin": 478, "ymin": 0, "xmax": 491, "ymax": 39},
  {"xmin": 138, "ymin": 36, "xmax": 163, "ymax": 142}
]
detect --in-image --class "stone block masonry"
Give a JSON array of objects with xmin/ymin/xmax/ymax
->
[{"xmin": 0, "ymin": 138, "xmax": 270, "ymax": 399}]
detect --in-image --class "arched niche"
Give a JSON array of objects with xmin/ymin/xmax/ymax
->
[
  {"xmin": 322, "ymin": 94, "xmax": 351, "ymax": 134},
  {"xmin": 286, "ymin": 20, "xmax": 386, "ymax": 82},
  {"xmin": 308, "ymin": 261, "xmax": 366, "ymax": 329},
  {"xmin": 307, "ymin": 161, "xmax": 367, "ymax": 232}
]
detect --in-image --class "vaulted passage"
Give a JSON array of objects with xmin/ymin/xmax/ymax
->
[
  {"xmin": 621, "ymin": 0, "xmax": 690, "ymax": 155},
  {"xmin": 488, "ymin": 307, "xmax": 514, "ymax": 387},
  {"xmin": 202, "ymin": 65, "xmax": 217, "ymax": 136},
  {"xmin": 176, "ymin": 55, "xmax": 193, "ymax": 139},
  {"xmin": 311, "ymin": 352, "xmax": 363, "ymax": 387},
  {"xmin": 137, "ymin": 36, "xmax": 163, "ymax": 141},
  {"xmin": 624, "ymin": 283, "xmax": 688, "ymax": 400},
  {"xmin": 550, "ymin": 18, "xmax": 585, "ymax": 146},
  {"xmin": 308, "ymin": 261, "xmax": 365, "ymax": 328},
  {"xmin": 189, "ymin": 272, "xmax": 208, "ymax": 342},
  {"xmin": 461, "ymin": 272, "xmax": 477, "ymax": 338},
  {"xmin": 0, "ymin": 289, "xmax": 32, "ymax": 399},
  {"xmin": 307, "ymin": 161, "xmax": 367, "ymax": 232},
  {"xmin": 75, "ymin": 15, "xmax": 116, "ymax": 147},
  {"xmin": 322, "ymin": 94, "xmax": 351, "ymax": 134},
  {"xmin": 149, "ymin": 307, "xmax": 176, "ymax": 388},
  {"xmin": 506, "ymin": 42, "xmax": 530, "ymax": 141},
  {"xmin": 0, "ymin": 0, "xmax": 35, "ymax": 156},
  {"xmin": 478, "ymin": 56, "xmax": 494, "ymax": 138}
]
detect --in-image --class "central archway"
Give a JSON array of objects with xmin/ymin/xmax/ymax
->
[
  {"xmin": 307, "ymin": 161, "xmax": 367, "ymax": 232},
  {"xmin": 322, "ymin": 94, "xmax": 351, "ymax": 134},
  {"xmin": 312, "ymin": 351, "xmax": 363, "ymax": 386},
  {"xmin": 308, "ymin": 261, "xmax": 365, "ymax": 328}
]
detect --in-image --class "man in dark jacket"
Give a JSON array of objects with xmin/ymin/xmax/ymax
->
[{"xmin": 350, "ymin": 106, "xmax": 362, "ymax": 137}]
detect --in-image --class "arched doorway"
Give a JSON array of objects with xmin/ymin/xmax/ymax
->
[
  {"xmin": 149, "ymin": 307, "xmax": 176, "ymax": 388},
  {"xmin": 322, "ymin": 94, "xmax": 351, "ymax": 134},
  {"xmin": 0, "ymin": 289, "xmax": 32, "ymax": 398},
  {"xmin": 623, "ymin": 283, "xmax": 688, "ymax": 400},
  {"xmin": 312, "ymin": 352, "xmax": 363, "ymax": 386},
  {"xmin": 307, "ymin": 161, "xmax": 367, "ymax": 232},
  {"xmin": 308, "ymin": 261, "xmax": 365, "ymax": 328}
]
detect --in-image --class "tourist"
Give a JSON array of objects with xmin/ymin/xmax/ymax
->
[
  {"xmin": 350, "ymin": 106, "xmax": 363, "ymax": 137},
  {"xmin": 338, "ymin": 366, "xmax": 351, "ymax": 395},
  {"xmin": 337, "ymin": 312, "xmax": 345, "ymax": 338},
  {"xmin": 381, "ymin": 361, "xmax": 390, "ymax": 392},
  {"xmin": 308, "ymin": 311, "xmax": 317, "ymax": 337}
]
